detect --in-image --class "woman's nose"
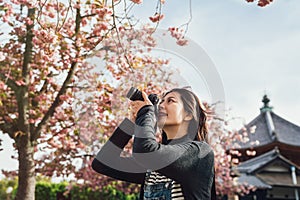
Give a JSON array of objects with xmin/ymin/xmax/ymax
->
[
  {"xmin": 159, "ymin": 102, "xmax": 165, "ymax": 110},
  {"xmin": 158, "ymin": 103, "xmax": 163, "ymax": 109}
]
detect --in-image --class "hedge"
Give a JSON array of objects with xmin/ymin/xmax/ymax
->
[{"xmin": 0, "ymin": 178, "xmax": 139, "ymax": 200}]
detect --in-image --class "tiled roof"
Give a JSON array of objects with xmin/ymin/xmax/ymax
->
[
  {"xmin": 272, "ymin": 112, "xmax": 300, "ymax": 146},
  {"xmin": 236, "ymin": 111, "xmax": 300, "ymax": 149},
  {"xmin": 236, "ymin": 148, "xmax": 279, "ymax": 174}
]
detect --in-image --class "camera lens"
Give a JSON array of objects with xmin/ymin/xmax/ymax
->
[
  {"xmin": 126, "ymin": 87, "xmax": 159, "ymax": 105},
  {"xmin": 126, "ymin": 87, "xmax": 144, "ymax": 101}
]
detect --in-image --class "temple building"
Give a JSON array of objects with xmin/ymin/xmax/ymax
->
[{"xmin": 232, "ymin": 95, "xmax": 300, "ymax": 200}]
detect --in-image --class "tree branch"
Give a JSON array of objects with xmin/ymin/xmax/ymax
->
[
  {"xmin": 32, "ymin": 7, "xmax": 82, "ymax": 141},
  {"xmin": 33, "ymin": 61, "xmax": 77, "ymax": 141},
  {"xmin": 0, "ymin": 73, "xmax": 19, "ymax": 92},
  {"xmin": 111, "ymin": 0, "xmax": 133, "ymax": 71},
  {"xmin": 0, "ymin": 116, "xmax": 20, "ymax": 139},
  {"xmin": 15, "ymin": 8, "xmax": 35, "ymax": 140},
  {"xmin": 22, "ymin": 8, "xmax": 35, "ymax": 78},
  {"xmin": 0, "ymin": 123, "xmax": 13, "ymax": 138}
]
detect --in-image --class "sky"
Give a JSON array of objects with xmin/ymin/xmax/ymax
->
[
  {"xmin": 1, "ymin": 0, "xmax": 300, "ymax": 175},
  {"xmin": 154, "ymin": 0, "xmax": 300, "ymax": 127}
]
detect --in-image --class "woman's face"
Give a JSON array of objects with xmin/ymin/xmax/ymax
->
[{"xmin": 157, "ymin": 91, "xmax": 189, "ymax": 128}]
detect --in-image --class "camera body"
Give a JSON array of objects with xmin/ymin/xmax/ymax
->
[{"xmin": 126, "ymin": 87, "xmax": 159, "ymax": 105}]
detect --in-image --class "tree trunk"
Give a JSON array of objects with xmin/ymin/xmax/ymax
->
[
  {"xmin": 15, "ymin": 6, "xmax": 36, "ymax": 199},
  {"xmin": 15, "ymin": 134, "xmax": 36, "ymax": 200}
]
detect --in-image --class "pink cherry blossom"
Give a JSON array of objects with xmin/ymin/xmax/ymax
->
[
  {"xmin": 131, "ymin": 0, "xmax": 143, "ymax": 4},
  {"xmin": 0, "ymin": 52, "xmax": 5, "ymax": 61},
  {"xmin": 176, "ymin": 38, "xmax": 188, "ymax": 46},
  {"xmin": 149, "ymin": 13, "xmax": 164, "ymax": 23}
]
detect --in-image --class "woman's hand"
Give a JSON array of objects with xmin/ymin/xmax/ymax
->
[{"xmin": 130, "ymin": 91, "xmax": 152, "ymax": 121}]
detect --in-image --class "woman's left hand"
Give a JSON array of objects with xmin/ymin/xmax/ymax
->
[{"xmin": 130, "ymin": 91, "xmax": 152, "ymax": 121}]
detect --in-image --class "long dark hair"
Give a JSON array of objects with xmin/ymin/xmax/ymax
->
[{"xmin": 162, "ymin": 88, "xmax": 208, "ymax": 142}]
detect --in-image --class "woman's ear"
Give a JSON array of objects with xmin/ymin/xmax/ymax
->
[{"xmin": 184, "ymin": 113, "xmax": 193, "ymax": 121}]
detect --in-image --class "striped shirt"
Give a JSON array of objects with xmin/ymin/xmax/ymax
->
[{"xmin": 144, "ymin": 171, "xmax": 185, "ymax": 200}]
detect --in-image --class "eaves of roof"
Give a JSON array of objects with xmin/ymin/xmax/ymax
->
[{"xmin": 236, "ymin": 148, "xmax": 300, "ymax": 174}]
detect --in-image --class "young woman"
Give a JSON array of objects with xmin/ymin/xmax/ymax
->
[{"xmin": 92, "ymin": 88, "xmax": 216, "ymax": 200}]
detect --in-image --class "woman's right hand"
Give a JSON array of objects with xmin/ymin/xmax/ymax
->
[{"xmin": 129, "ymin": 91, "xmax": 152, "ymax": 122}]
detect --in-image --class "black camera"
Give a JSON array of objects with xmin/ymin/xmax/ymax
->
[{"xmin": 126, "ymin": 87, "xmax": 159, "ymax": 105}]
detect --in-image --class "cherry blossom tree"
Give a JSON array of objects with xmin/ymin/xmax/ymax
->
[
  {"xmin": 206, "ymin": 104, "xmax": 255, "ymax": 198},
  {"xmin": 0, "ymin": 0, "xmax": 176, "ymax": 199}
]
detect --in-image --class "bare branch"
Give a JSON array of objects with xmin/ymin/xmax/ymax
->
[
  {"xmin": 56, "ymin": 0, "xmax": 72, "ymax": 33},
  {"xmin": 178, "ymin": 0, "xmax": 193, "ymax": 36},
  {"xmin": 111, "ymin": 0, "xmax": 133, "ymax": 71},
  {"xmin": 36, "ymin": 0, "xmax": 48, "ymax": 29}
]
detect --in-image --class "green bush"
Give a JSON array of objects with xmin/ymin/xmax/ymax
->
[
  {"xmin": 0, "ymin": 177, "xmax": 139, "ymax": 200},
  {"xmin": 69, "ymin": 184, "xmax": 139, "ymax": 200},
  {"xmin": 0, "ymin": 177, "xmax": 17, "ymax": 200},
  {"xmin": 102, "ymin": 184, "xmax": 138, "ymax": 200},
  {"xmin": 35, "ymin": 181, "xmax": 68, "ymax": 200}
]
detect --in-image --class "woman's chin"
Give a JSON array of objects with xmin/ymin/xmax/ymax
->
[{"xmin": 157, "ymin": 120, "xmax": 166, "ymax": 129}]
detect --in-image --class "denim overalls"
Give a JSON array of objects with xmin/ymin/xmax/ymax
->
[{"xmin": 143, "ymin": 171, "xmax": 173, "ymax": 200}]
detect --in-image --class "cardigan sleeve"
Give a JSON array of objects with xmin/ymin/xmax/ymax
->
[{"xmin": 92, "ymin": 118, "xmax": 146, "ymax": 184}]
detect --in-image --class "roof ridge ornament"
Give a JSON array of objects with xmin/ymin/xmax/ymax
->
[{"xmin": 260, "ymin": 94, "xmax": 273, "ymax": 113}]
